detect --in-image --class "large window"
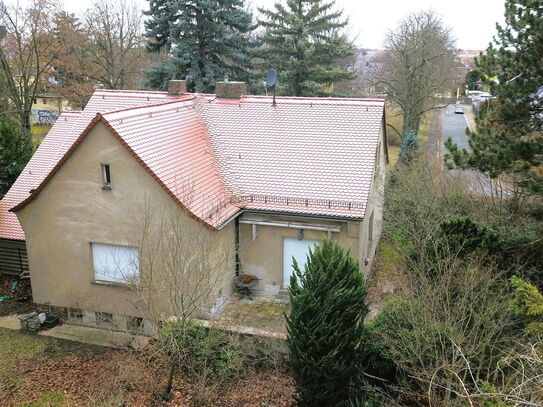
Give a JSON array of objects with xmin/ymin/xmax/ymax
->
[{"xmin": 91, "ymin": 243, "xmax": 139, "ymax": 284}]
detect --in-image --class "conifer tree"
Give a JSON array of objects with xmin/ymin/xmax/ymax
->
[
  {"xmin": 286, "ymin": 238, "xmax": 368, "ymax": 407},
  {"xmin": 445, "ymin": 0, "xmax": 543, "ymax": 196},
  {"xmin": 144, "ymin": 0, "xmax": 177, "ymax": 53},
  {"xmin": 143, "ymin": 0, "xmax": 255, "ymax": 93},
  {"xmin": 0, "ymin": 117, "xmax": 32, "ymax": 198},
  {"xmin": 257, "ymin": 0, "xmax": 356, "ymax": 97},
  {"xmin": 399, "ymin": 132, "xmax": 420, "ymax": 163}
]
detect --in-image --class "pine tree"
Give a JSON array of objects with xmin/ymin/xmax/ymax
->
[
  {"xmin": 257, "ymin": 0, "xmax": 356, "ymax": 97},
  {"xmin": 143, "ymin": 0, "xmax": 255, "ymax": 93},
  {"xmin": 0, "ymin": 117, "xmax": 33, "ymax": 198},
  {"xmin": 144, "ymin": 0, "xmax": 177, "ymax": 53},
  {"xmin": 445, "ymin": 0, "xmax": 543, "ymax": 196},
  {"xmin": 286, "ymin": 238, "xmax": 368, "ymax": 407}
]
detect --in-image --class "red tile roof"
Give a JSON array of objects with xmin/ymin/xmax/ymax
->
[
  {"xmin": 0, "ymin": 90, "xmax": 385, "ymax": 240},
  {"xmin": 197, "ymin": 96, "xmax": 384, "ymax": 219}
]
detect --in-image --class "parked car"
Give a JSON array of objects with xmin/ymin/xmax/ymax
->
[{"xmin": 455, "ymin": 105, "xmax": 464, "ymax": 114}]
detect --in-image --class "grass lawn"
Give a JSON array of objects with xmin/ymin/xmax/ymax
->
[
  {"xmin": 0, "ymin": 329, "xmax": 108, "ymax": 407},
  {"xmin": 30, "ymin": 125, "xmax": 51, "ymax": 137},
  {"xmin": 387, "ymin": 145, "xmax": 400, "ymax": 169},
  {"xmin": 0, "ymin": 328, "xmax": 294, "ymax": 407}
]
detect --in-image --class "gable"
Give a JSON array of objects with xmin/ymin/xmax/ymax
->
[{"xmin": 15, "ymin": 121, "xmax": 196, "ymax": 240}]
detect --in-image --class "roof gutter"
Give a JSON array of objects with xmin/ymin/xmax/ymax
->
[
  {"xmin": 239, "ymin": 218, "xmax": 341, "ymax": 233},
  {"xmin": 240, "ymin": 208, "xmax": 364, "ymax": 222}
]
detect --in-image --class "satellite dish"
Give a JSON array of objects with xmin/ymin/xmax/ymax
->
[{"xmin": 266, "ymin": 69, "xmax": 278, "ymax": 87}]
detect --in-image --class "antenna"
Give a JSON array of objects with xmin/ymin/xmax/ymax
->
[{"xmin": 265, "ymin": 69, "xmax": 278, "ymax": 106}]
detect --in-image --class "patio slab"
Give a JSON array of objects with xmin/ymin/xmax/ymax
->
[
  {"xmin": 0, "ymin": 314, "xmax": 21, "ymax": 330},
  {"xmin": 220, "ymin": 297, "xmax": 289, "ymax": 337},
  {"xmin": 39, "ymin": 324, "xmax": 135, "ymax": 348}
]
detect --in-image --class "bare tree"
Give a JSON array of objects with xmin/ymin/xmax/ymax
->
[
  {"xmin": 121, "ymin": 196, "xmax": 239, "ymax": 400},
  {"xmin": 49, "ymin": 11, "xmax": 96, "ymax": 109},
  {"xmin": 373, "ymin": 10, "xmax": 457, "ymax": 137},
  {"xmin": 84, "ymin": 0, "xmax": 147, "ymax": 89},
  {"xmin": 0, "ymin": 0, "xmax": 61, "ymax": 129}
]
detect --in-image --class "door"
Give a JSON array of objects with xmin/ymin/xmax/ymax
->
[{"xmin": 283, "ymin": 237, "xmax": 319, "ymax": 289}]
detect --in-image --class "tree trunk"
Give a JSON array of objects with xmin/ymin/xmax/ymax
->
[
  {"xmin": 20, "ymin": 109, "xmax": 31, "ymax": 132},
  {"xmin": 162, "ymin": 362, "xmax": 175, "ymax": 400}
]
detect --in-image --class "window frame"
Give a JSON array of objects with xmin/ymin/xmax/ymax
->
[
  {"xmin": 91, "ymin": 242, "xmax": 140, "ymax": 286},
  {"xmin": 101, "ymin": 163, "xmax": 111, "ymax": 189}
]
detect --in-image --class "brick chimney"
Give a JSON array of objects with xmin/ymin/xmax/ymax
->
[
  {"xmin": 168, "ymin": 80, "xmax": 187, "ymax": 95},
  {"xmin": 215, "ymin": 81, "xmax": 246, "ymax": 99}
]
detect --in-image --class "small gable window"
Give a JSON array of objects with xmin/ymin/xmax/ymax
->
[{"xmin": 101, "ymin": 164, "xmax": 111, "ymax": 189}]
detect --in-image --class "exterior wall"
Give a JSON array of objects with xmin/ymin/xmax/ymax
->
[
  {"xmin": 359, "ymin": 119, "xmax": 387, "ymax": 277},
  {"xmin": 238, "ymin": 214, "xmax": 360, "ymax": 294},
  {"xmin": 16, "ymin": 122, "xmax": 236, "ymax": 321},
  {"xmin": 31, "ymin": 96, "xmax": 72, "ymax": 125}
]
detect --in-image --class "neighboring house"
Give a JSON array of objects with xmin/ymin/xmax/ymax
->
[
  {"xmin": 31, "ymin": 93, "xmax": 72, "ymax": 125},
  {"xmin": 0, "ymin": 80, "xmax": 387, "ymax": 332}
]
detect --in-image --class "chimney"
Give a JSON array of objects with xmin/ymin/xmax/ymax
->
[
  {"xmin": 168, "ymin": 80, "xmax": 187, "ymax": 95},
  {"xmin": 215, "ymin": 81, "xmax": 246, "ymax": 99}
]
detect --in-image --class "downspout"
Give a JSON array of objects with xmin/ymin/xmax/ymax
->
[{"xmin": 235, "ymin": 217, "xmax": 240, "ymax": 276}]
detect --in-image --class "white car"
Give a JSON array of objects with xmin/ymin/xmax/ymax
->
[{"xmin": 454, "ymin": 105, "xmax": 464, "ymax": 114}]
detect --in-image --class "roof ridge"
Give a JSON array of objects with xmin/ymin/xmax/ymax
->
[
  {"xmin": 101, "ymin": 97, "xmax": 196, "ymax": 117},
  {"xmin": 241, "ymin": 95, "xmax": 385, "ymax": 102},
  {"xmin": 94, "ymin": 89, "xmax": 171, "ymax": 95}
]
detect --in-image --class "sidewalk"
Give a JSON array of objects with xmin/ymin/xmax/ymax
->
[
  {"xmin": 464, "ymin": 109, "xmax": 477, "ymax": 132},
  {"xmin": 0, "ymin": 313, "xmax": 148, "ymax": 349},
  {"xmin": 0, "ymin": 314, "xmax": 21, "ymax": 330}
]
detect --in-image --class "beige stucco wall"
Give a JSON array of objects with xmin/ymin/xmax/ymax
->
[
  {"xmin": 239, "ymin": 215, "xmax": 361, "ymax": 293},
  {"xmin": 16, "ymin": 121, "xmax": 236, "ymax": 319},
  {"xmin": 359, "ymin": 119, "xmax": 387, "ymax": 277}
]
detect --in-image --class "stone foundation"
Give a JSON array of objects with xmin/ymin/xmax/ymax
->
[{"xmin": 35, "ymin": 304, "xmax": 156, "ymax": 336}]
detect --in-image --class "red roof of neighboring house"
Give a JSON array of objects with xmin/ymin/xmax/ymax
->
[{"xmin": 0, "ymin": 90, "xmax": 385, "ymax": 240}]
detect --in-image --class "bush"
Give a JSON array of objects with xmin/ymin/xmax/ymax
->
[
  {"xmin": 158, "ymin": 321, "xmax": 245, "ymax": 381},
  {"xmin": 287, "ymin": 238, "xmax": 368, "ymax": 407},
  {"xmin": 510, "ymin": 276, "xmax": 543, "ymax": 336},
  {"xmin": 362, "ymin": 297, "xmax": 445, "ymax": 381},
  {"xmin": 364, "ymin": 260, "xmax": 515, "ymax": 405}
]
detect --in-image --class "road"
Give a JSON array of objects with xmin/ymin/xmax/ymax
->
[
  {"xmin": 442, "ymin": 104, "xmax": 471, "ymax": 153},
  {"xmin": 438, "ymin": 104, "xmax": 507, "ymax": 197}
]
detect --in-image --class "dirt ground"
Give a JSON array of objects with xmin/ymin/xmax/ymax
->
[
  {"xmin": 0, "ymin": 328, "xmax": 295, "ymax": 407},
  {"xmin": 0, "ymin": 274, "xmax": 36, "ymax": 317}
]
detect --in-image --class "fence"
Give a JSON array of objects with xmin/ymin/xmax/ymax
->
[{"xmin": 0, "ymin": 240, "xmax": 28, "ymax": 276}]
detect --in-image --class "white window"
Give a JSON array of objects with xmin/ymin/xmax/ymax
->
[{"xmin": 92, "ymin": 243, "xmax": 139, "ymax": 284}]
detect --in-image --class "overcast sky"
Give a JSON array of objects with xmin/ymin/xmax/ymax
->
[{"xmin": 61, "ymin": 0, "xmax": 505, "ymax": 50}]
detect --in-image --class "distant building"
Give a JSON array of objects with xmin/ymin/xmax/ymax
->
[
  {"xmin": 455, "ymin": 50, "xmax": 485, "ymax": 69},
  {"xmin": 31, "ymin": 93, "xmax": 72, "ymax": 125}
]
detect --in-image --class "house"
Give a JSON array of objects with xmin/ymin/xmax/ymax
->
[
  {"xmin": 30, "ymin": 93, "xmax": 73, "ymax": 125},
  {"xmin": 0, "ymin": 80, "xmax": 387, "ymax": 333}
]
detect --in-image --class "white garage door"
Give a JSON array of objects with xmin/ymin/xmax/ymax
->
[{"xmin": 283, "ymin": 238, "xmax": 319, "ymax": 288}]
